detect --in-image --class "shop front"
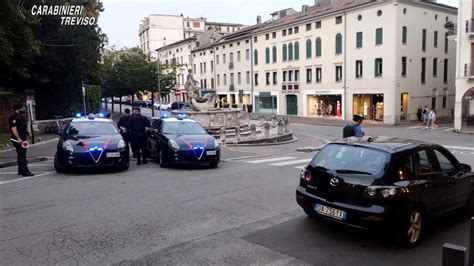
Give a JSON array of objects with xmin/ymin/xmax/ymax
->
[
  {"xmin": 255, "ymin": 92, "xmax": 278, "ymax": 114},
  {"xmin": 306, "ymin": 92, "xmax": 342, "ymax": 118},
  {"xmin": 353, "ymin": 94, "xmax": 384, "ymax": 121}
]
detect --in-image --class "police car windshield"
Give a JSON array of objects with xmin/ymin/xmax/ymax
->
[
  {"xmin": 310, "ymin": 144, "xmax": 389, "ymax": 176},
  {"xmin": 163, "ymin": 121, "xmax": 206, "ymax": 135},
  {"xmin": 67, "ymin": 121, "xmax": 119, "ymax": 135}
]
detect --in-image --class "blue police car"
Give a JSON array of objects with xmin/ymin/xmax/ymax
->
[
  {"xmin": 147, "ymin": 114, "xmax": 220, "ymax": 168},
  {"xmin": 54, "ymin": 113, "xmax": 129, "ymax": 172}
]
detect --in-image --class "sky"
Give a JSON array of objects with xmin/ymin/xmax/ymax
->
[{"xmin": 99, "ymin": 0, "xmax": 459, "ymax": 49}]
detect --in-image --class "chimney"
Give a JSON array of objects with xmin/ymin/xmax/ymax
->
[
  {"xmin": 302, "ymin": 5, "xmax": 309, "ymax": 12},
  {"xmin": 257, "ymin": 15, "xmax": 262, "ymax": 24}
]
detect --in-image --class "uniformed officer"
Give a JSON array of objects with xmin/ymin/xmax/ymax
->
[
  {"xmin": 129, "ymin": 107, "xmax": 150, "ymax": 165},
  {"xmin": 8, "ymin": 103, "xmax": 34, "ymax": 176},
  {"xmin": 342, "ymin": 114, "xmax": 365, "ymax": 138},
  {"xmin": 117, "ymin": 108, "xmax": 132, "ymax": 161}
]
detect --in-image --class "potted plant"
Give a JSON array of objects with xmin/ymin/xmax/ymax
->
[{"xmin": 231, "ymin": 103, "xmax": 238, "ymax": 108}]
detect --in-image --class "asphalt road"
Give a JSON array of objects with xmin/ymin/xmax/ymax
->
[{"xmin": 0, "ymin": 125, "xmax": 472, "ymax": 265}]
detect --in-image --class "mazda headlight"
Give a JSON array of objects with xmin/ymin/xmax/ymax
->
[
  {"xmin": 117, "ymin": 140, "xmax": 126, "ymax": 150},
  {"xmin": 168, "ymin": 140, "xmax": 180, "ymax": 151},
  {"xmin": 62, "ymin": 141, "xmax": 73, "ymax": 152},
  {"xmin": 214, "ymin": 139, "xmax": 220, "ymax": 149}
]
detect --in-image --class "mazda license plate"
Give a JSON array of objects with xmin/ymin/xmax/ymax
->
[{"xmin": 315, "ymin": 204, "xmax": 346, "ymax": 220}]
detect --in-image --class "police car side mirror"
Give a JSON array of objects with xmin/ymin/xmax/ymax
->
[{"xmin": 460, "ymin": 163, "xmax": 472, "ymax": 173}]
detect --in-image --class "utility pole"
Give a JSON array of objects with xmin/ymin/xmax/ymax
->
[
  {"xmin": 82, "ymin": 76, "xmax": 87, "ymax": 115},
  {"xmin": 157, "ymin": 54, "xmax": 162, "ymax": 118}
]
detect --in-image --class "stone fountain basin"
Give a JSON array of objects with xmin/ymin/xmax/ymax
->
[{"xmin": 170, "ymin": 109, "xmax": 249, "ymax": 130}]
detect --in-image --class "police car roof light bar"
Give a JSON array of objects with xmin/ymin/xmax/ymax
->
[{"xmin": 75, "ymin": 113, "xmax": 82, "ymax": 118}]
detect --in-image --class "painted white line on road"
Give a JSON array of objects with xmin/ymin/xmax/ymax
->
[
  {"xmin": 270, "ymin": 158, "xmax": 312, "ymax": 166},
  {"xmin": 444, "ymin": 145, "xmax": 474, "ymax": 151},
  {"xmin": 442, "ymin": 128, "xmax": 455, "ymax": 131},
  {"xmin": 0, "ymin": 172, "xmax": 18, "ymax": 175},
  {"xmin": 0, "ymin": 172, "xmax": 53, "ymax": 185},
  {"xmin": 245, "ymin": 156, "xmax": 296, "ymax": 164},
  {"xmin": 295, "ymin": 165, "xmax": 308, "ymax": 169},
  {"xmin": 406, "ymin": 126, "xmax": 424, "ymax": 129}
]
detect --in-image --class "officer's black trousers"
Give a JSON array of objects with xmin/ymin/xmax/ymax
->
[
  {"xmin": 12, "ymin": 141, "xmax": 29, "ymax": 174},
  {"xmin": 131, "ymin": 135, "xmax": 148, "ymax": 162}
]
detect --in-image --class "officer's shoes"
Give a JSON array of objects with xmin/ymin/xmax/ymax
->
[
  {"xmin": 22, "ymin": 172, "xmax": 34, "ymax": 177},
  {"xmin": 142, "ymin": 159, "xmax": 148, "ymax": 164},
  {"xmin": 137, "ymin": 160, "xmax": 142, "ymax": 166}
]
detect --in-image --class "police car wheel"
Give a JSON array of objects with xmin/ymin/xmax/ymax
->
[
  {"xmin": 159, "ymin": 149, "xmax": 169, "ymax": 168},
  {"xmin": 54, "ymin": 153, "xmax": 68, "ymax": 173}
]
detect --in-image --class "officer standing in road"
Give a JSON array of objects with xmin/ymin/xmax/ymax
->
[
  {"xmin": 129, "ymin": 107, "xmax": 150, "ymax": 165},
  {"xmin": 342, "ymin": 114, "xmax": 365, "ymax": 138},
  {"xmin": 117, "ymin": 108, "xmax": 132, "ymax": 161},
  {"xmin": 8, "ymin": 103, "xmax": 34, "ymax": 176}
]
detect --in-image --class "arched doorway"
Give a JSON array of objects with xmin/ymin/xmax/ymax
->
[
  {"xmin": 462, "ymin": 88, "xmax": 474, "ymax": 129},
  {"xmin": 286, "ymin": 95, "xmax": 297, "ymax": 115}
]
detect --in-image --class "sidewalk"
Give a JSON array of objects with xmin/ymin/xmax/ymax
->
[{"xmin": 0, "ymin": 135, "xmax": 58, "ymax": 168}]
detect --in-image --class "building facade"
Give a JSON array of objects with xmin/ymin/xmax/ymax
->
[{"xmin": 452, "ymin": 0, "xmax": 474, "ymax": 131}]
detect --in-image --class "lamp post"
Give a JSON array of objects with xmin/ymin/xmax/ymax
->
[{"xmin": 82, "ymin": 77, "xmax": 87, "ymax": 115}]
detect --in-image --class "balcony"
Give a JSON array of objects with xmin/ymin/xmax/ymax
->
[
  {"xmin": 228, "ymin": 61, "xmax": 234, "ymax": 70},
  {"xmin": 229, "ymin": 84, "xmax": 235, "ymax": 91},
  {"xmin": 464, "ymin": 64, "xmax": 474, "ymax": 78},
  {"xmin": 466, "ymin": 19, "xmax": 474, "ymax": 39}
]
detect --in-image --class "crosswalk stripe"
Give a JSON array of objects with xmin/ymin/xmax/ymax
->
[
  {"xmin": 294, "ymin": 165, "xmax": 308, "ymax": 169},
  {"xmin": 270, "ymin": 158, "xmax": 313, "ymax": 166},
  {"xmin": 244, "ymin": 156, "xmax": 296, "ymax": 164}
]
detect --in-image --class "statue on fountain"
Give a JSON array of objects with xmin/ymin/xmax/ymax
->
[{"xmin": 184, "ymin": 69, "xmax": 217, "ymax": 111}]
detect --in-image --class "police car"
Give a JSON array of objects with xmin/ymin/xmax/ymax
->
[
  {"xmin": 54, "ymin": 113, "xmax": 129, "ymax": 173},
  {"xmin": 147, "ymin": 114, "xmax": 220, "ymax": 168}
]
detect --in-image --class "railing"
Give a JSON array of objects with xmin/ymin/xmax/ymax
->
[
  {"xmin": 228, "ymin": 61, "xmax": 234, "ymax": 70},
  {"xmin": 464, "ymin": 64, "xmax": 474, "ymax": 77},
  {"xmin": 466, "ymin": 19, "xmax": 474, "ymax": 34}
]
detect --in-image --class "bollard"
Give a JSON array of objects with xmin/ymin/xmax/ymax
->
[
  {"xmin": 219, "ymin": 127, "xmax": 226, "ymax": 143},
  {"xmin": 277, "ymin": 120, "xmax": 285, "ymax": 135},
  {"xmin": 264, "ymin": 122, "xmax": 270, "ymax": 138},
  {"xmin": 235, "ymin": 126, "xmax": 241, "ymax": 141},
  {"xmin": 250, "ymin": 124, "xmax": 257, "ymax": 139},
  {"xmin": 442, "ymin": 243, "xmax": 467, "ymax": 266},
  {"xmin": 470, "ymin": 217, "xmax": 474, "ymax": 266}
]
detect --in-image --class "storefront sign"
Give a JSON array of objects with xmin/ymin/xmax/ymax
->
[{"xmin": 314, "ymin": 90, "xmax": 332, "ymax": 94}]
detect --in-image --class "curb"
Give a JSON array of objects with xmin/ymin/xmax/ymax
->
[
  {"xmin": 224, "ymin": 137, "xmax": 299, "ymax": 147},
  {"xmin": 0, "ymin": 157, "xmax": 51, "ymax": 169},
  {"xmin": 0, "ymin": 138, "xmax": 59, "ymax": 153}
]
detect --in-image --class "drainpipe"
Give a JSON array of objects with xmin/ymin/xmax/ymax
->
[
  {"xmin": 343, "ymin": 10, "xmax": 347, "ymax": 121},
  {"xmin": 250, "ymin": 37, "xmax": 255, "ymax": 113}
]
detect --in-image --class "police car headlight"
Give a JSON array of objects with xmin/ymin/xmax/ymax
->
[
  {"xmin": 117, "ymin": 140, "xmax": 126, "ymax": 150},
  {"xmin": 214, "ymin": 139, "xmax": 220, "ymax": 148},
  {"xmin": 62, "ymin": 141, "xmax": 73, "ymax": 152},
  {"xmin": 168, "ymin": 140, "xmax": 180, "ymax": 151}
]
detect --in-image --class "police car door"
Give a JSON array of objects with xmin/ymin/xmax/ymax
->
[{"xmin": 149, "ymin": 119, "xmax": 162, "ymax": 156}]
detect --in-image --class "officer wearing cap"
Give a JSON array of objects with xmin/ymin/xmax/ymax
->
[
  {"xmin": 129, "ymin": 107, "xmax": 150, "ymax": 165},
  {"xmin": 8, "ymin": 103, "xmax": 34, "ymax": 176},
  {"xmin": 343, "ymin": 114, "xmax": 365, "ymax": 138}
]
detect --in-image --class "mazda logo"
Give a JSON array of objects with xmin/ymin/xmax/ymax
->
[{"xmin": 330, "ymin": 178, "xmax": 339, "ymax": 187}]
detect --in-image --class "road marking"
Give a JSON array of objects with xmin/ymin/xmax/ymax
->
[
  {"xmin": 444, "ymin": 145, "xmax": 474, "ymax": 151},
  {"xmin": 406, "ymin": 126, "xmax": 424, "ymax": 129},
  {"xmin": 442, "ymin": 127, "xmax": 455, "ymax": 131},
  {"xmin": 295, "ymin": 165, "xmax": 308, "ymax": 169},
  {"xmin": 245, "ymin": 156, "xmax": 296, "ymax": 164},
  {"xmin": 0, "ymin": 172, "xmax": 18, "ymax": 175},
  {"xmin": 0, "ymin": 172, "xmax": 53, "ymax": 185},
  {"xmin": 270, "ymin": 158, "xmax": 312, "ymax": 166}
]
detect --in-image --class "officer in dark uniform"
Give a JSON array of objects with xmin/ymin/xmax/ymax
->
[
  {"xmin": 117, "ymin": 108, "xmax": 132, "ymax": 161},
  {"xmin": 8, "ymin": 103, "xmax": 34, "ymax": 176},
  {"xmin": 343, "ymin": 114, "xmax": 365, "ymax": 138},
  {"xmin": 129, "ymin": 107, "xmax": 150, "ymax": 165}
]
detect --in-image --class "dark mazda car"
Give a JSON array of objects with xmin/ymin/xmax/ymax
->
[
  {"xmin": 54, "ymin": 114, "xmax": 129, "ymax": 172},
  {"xmin": 296, "ymin": 136, "xmax": 474, "ymax": 247},
  {"xmin": 147, "ymin": 116, "xmax": 220, "ymax": 168}
]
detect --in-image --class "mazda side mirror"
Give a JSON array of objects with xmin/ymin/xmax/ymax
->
[{"xmin": 460, "ymin": 163, "xmax": 472, "ymax": 173}]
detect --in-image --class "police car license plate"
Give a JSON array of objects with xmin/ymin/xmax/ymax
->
[
  {"xmin": 206, "ymin": 150, "xmax": 217, "ymax": 156},
  {"xmin": 315, "ymin": 204, "xmax": 346, "ymax": 220},
  {"xmin": 106, "ymin": 152, "xmax": 120, "ymax": 158}
]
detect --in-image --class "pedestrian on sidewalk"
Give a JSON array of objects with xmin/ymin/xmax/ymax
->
[
  {"xmin": 342, "ymin": 114, "xmax": 365, "ymax": 138},
  {"xmin": 130, "ymin": 107, "xmax": 150, "ymax": 165},
  {"xmin": 422, "ymin": 106, "xmax": 429, "ymax": 125},
  {"xmin": 431, "ymin": 109, "xmax": 438, "ymax": 129},
  {"xmin": 425, "ymin": 108, "xmax": 434, "ymax": 129},
  {"xmin": 416, "ymin": 106, "xmax": 423, "ymax": 122},
  {"xmin": 117, "ymin": 108, "xmax": 132, "ymax": 161},
  {"xmin": 8, "ymin": 103, "xmax": 34, "ymax": 177}
]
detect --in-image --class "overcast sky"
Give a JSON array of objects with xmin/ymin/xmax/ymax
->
[{"xmin": 99, "ymin": 0, "xmax": 459, "ymax": 49}]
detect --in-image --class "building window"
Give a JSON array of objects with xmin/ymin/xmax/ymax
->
[
  {"xmin": 376, "ymin": 28, "xmax": 383, "ymax": 45},
  {"xmin": 193, "ymin": 64, "xmax": 196, "ymax": 74},
  {"xmin": 295, "ymin": 70, "xmax": 300, "ymax": 82},
  {"xmin": 254, "ymin": 49, "xmax": 258, "ymax": 65},
  {"xmin": 230, "ymin": 73, "xmax": 234, "ymax": 85},
  {"xmin": 442, "ymin": 88, "xmax": 448, "ymax": 108},
  {"xmin": 203, "ymin": 62, "xmax": 206, "ymax": 73},
  {"xmin": 335, "ymin": 33, "xmax": 342, "ymax": 55},
  {"xmin": 294, "ymin": 42, "xmax": 300, "ymax": 60},
  {"xmin": 294, "ymin": 27, "xmax": 299, "ymax": 34},
  {"xmin": 434, "ymin": 31, "xmax": 438, "ymax": 47},
  {"xmin": 443, "ymin": 59, "xmax": 448, "ymax": 83},
  {"xmin": 356, "ymin": 60, "xmax": 363, "ymax": 78},
  {"xmin": 306, "ymin": 68, "xmax": 312, "ymax": 83},
  {"xmin": 431, "ymin": 89, "xmax": 437, "ymax": 109},
  {"xmin": 306, "ymin": 23, "xmax": 311, "ymax": 31},
  {"xmin": 375, "ymin": 58, "xmax": 383, "ymax": 77},
  {"xmin": 288, "ymin": 28, "xmax": 293, "ymax": 35},
  {"xmin": 315, "ymin": 21, "xmax": 321, "ymax": 29},
  {"xmin": 265, "ymin": 47, "xmax": 270, "ymax": 64},
  {"xmin": 422, "ymin": 29, "xmax": 426, "ymax": 51},
  {"xmin": 237, "ymin": 51, "xmax": 241, "ymax": 62},
  {"xmin": 288, "ymin": 70, "xmax": 293, "ymax": 82},
  {"xmin": 265, "ymin": 33, "xmax": 269, "ymax": 40},
  {"xmin": 283, "ymin": 29, "xmax": 287, "ymax": 36},
  {"xmin": 273, "ymin": 72, "xmax": 277, "ymax": 85},
  {"xmin": 246, "ymin": 71, "xmax": 250, "ymax": 84},
  {"xmin": 421, "ymin": 57, "xmax": 426, "ymax": 84},
  {"xmin": 223, "ymin": 54, "xmax": 226, "ymax": 64},
  {"xmin": 217, "ymin": 74, "xmax": 220, "ymax": 86},
  {"xmin": 444, "ymin": 32, "xmax": 448, "ymax": 53},
  {"xmin": 402, "ymin": 26, "xmax": 407, "ymax": 44},
  {"xmin": 211, "ymin": 61, "xmax": 214, "ymax": 71},
  {"xmin": 272, "ymin": 46, "xmax": 277, "ymax": 63},
  {"xmin": 255, "ymin": 73, "xmax": 259, "ymax": 86},
  {"xmin": 283, "ymin": 44, "xmax": 288, "ymax": 61},
  {"xmin": 335, "ymin": 16, "xmax": 342, "ymax": 24},
  {"xmin": 377, "ymin": 10, "xmax": 382, "ymax": 16},
  {"xmin": 335, "ymin": 66, "xmax": 342, "ymax": 82},
  {"xmin": 356, "ymin": 32, "xmax": 363, "ymax": 48},
  {"xmin": 288, "ymin": 43, "xmax": 294, "ymax": 60},
  {"xmin": 358, "ymin": 15, "xmax": 362, "ymax": 21},
  {"xmin": 246, "ymin": 49, "xmax": 250, "ymax": 60},
  {"xmin": 211, "ymin": 78, "xmax": 214, "ymax": 89},
  {"xmin": 316, "ymin": 67, "xmax": 322, "ymax": 83},
  {"xmin": 401, "ymin": 57, "xmax": 407, "ymax": 77},
  {"xmin": 272, "ymin": 32, "xmax": 276, "ymax": 39},
  {"xmin": 238, "ymin": 72, "xmax": 241, "ymax": 85},
  {"xmin": 283, "ymin": 71, "xmax": 287, "ymax": 82},
  {"xmin": 433, "ymin": 58, "xmax": 438, "ymax": 76},
  {"xmin": 254, "ymin": 36, "xmax": 258, "ymax": 43},
  {"xmin": 224, "ymin": 74, "xmax": 227, "ymax": 86},
  {"xmin": 266, "ymin": 72, "xmax": 270, "ymax": 85},
  {"xmin": 316, "ymin": 37, "xmax": 322, "ymax": 57},
  {"xmin": 306, "ymin": 39, "xmax": 312, "ymax": 58}
]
